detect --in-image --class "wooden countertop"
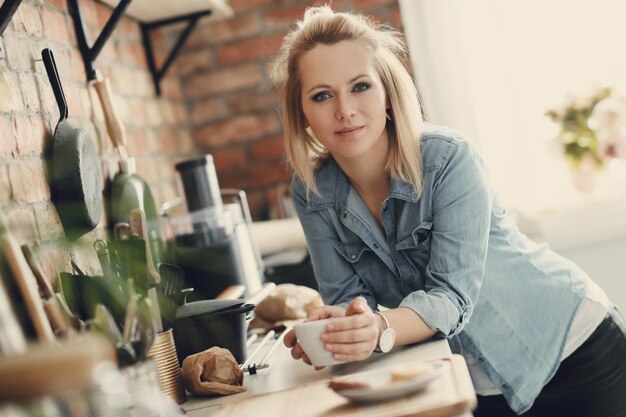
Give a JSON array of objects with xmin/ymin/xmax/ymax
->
[{"xmin": 183, "ymin": 339, "xmax": 475, "ymax": 417}]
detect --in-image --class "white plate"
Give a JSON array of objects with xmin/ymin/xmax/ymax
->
[{"xmin": 330, "ymin": 359, "xmax": 448, "ymax": 404}]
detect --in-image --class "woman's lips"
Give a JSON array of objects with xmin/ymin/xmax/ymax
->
[{"xmin": 335, "ymin": 126, "xmax": 364, "ymax": 135}]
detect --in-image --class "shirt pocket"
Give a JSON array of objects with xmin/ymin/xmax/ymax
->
[
  {"xmin": 332, "ymin": 241, "xmax": 389, "ymax": 295},
  {"xmin": 395, "ymin": 221, "xmax": 433, "ymax": 280}
]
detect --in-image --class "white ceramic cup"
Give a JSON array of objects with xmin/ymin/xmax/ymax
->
[{"xmin": 294, "ymin": 318, "xmax": 344, "ymax": 367}]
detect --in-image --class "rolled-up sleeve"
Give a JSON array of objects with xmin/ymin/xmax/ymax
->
[
  {"xmin": 399, "ymin": 139, "xmax": 492, "ymax": 337},
  {"xmin": 291, "ymin": 178, "xmax": 377, "ymax": 310}
]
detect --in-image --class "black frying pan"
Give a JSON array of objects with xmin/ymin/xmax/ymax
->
[{"xmin": 41, "ymin": 48, "xmax": 103, "ymax": 239}]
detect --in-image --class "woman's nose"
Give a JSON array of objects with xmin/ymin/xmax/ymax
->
[{"xmin": 335, "ymin": 96, "xmax": 356, "ymax": 120}]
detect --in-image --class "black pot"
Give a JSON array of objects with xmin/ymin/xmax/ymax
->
[{"xmin": 172, "ymin": 299, "xmax": 255, "ymax": 365}]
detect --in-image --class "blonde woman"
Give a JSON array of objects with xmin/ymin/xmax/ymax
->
[{"xmin": 274, "ymin": 6, "xmax": 626, "ymax": 417}]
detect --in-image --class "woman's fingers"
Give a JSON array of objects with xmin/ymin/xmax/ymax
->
[
  {"xmin": 322, "ymin": 326, "xmax": 377, "ymax": 344},
  {"xmin": 326, "ymin": 341, "xmax": 374, "ymax": 361},
  {"xmin": 325, "ymin": 311, "xmax": 374, "ymax": 332},
  {"xmin": 283, "ymin": 328, "xmax": 297, "ymax": 348},
  {"xmin": 307, "ymin": 305, "xmax": 345, "ymax": 321}
]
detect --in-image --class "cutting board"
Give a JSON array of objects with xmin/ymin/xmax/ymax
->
[{"xmin": 212, "ymin": 355, "xmax": 476, "ymax": 417}]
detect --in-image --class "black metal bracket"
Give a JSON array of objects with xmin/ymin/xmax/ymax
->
[
  {"xmin": 67, "ymin": 0, "xmax": 132, "ymax": 81},
  {"xmin": 0, "ymin": 0, "xmax": 22, "ymax": 36},
  {"xmin": 141, "ymin": 10, "xmax": 211, "ymax": 96}
]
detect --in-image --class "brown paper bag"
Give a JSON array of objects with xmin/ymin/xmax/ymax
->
[{"xmin": 180, "ymin": 347, "xmax": 246, "ymax": 396}]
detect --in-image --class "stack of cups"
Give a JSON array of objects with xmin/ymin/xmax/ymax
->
[{"xmin": 147, "ymin": 329, "xmax": 187, "ymax": 404}]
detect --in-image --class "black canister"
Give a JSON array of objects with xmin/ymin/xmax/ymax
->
[{"xmin": 175, "ymin": 155, "xmax": 223, "ymax": 213}]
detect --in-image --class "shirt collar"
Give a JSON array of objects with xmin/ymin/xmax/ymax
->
[{"xmin": 306, "ymin": 157, "xmax": 418, "ymax": 212}]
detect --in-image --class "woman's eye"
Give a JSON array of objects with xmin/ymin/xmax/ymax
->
[
  {"xmin": 353, "ymin": 82, "xmax": 370, "ymax": 92},
  {"xmin": 312, "ymin": 92, "xmax": 332, "ymax": 102}
]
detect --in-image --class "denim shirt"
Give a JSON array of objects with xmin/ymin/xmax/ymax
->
[{"xmin": 291, "ymin": 124, "xmax": 587, "ymax": 414}]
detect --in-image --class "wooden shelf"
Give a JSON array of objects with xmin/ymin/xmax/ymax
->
[{"xmin": 97, "ymin": 0, "xmax": 233, "ymax": 23}]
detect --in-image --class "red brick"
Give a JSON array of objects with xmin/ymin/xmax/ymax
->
[
  {"xmin": 186, "ymin": 14, "xmax": 260, "ymax": 48},
  {"xmin": 263, "ymin": 4, "xmax": 308, "ymax": 32},
  {"xmin": 9, "ymin": 158, "xmax": 50, "ymax": 203},
  {"xmin": 353, "ymin": 0, "xmax": 397, "ymax": 10},
  {"xmin": 64, "ymin": 84, "xmax": 84, "ymax": 118},
  {"xmin": 193, "ymin": 113, "xmax": 279, "ymax": 148},
  {"xmin": 220, "ymin": 160, "xmax": 291, "ymax": 190},
  {"xmin": 211, "ymin": 147, "xmax": 247, "ymax": 171},
  {"xmin": 160, "ymin": 77, "xmax": 183, "ymax": 100},
  {"xmin": 14, "ymin": 3, "xmax": 43, "ymax": 37},
  {"xmin": 31, "ymin": 245, "xmax": 71, "ymax": 291},
  {"xmin": 0, "ymin": 118, "xmax": 17, "ymax": 157},
  {"xmin": 13, "ymin": 116, "xmax": 37, "ymax": 156},
  {"xmin": 174, "ymin": 102, "xmax": 190, "ymax": 126},
  {"xmin": 46, "ymin": 0, "xmax": 68, "ymax": 11},
  {"xmin": 225, "ymin": 89, "xmax": 278, "ymax": 115},
  {"xmin": 190, "ymin": 97, "xmax": 222, "ymax": 126},
  {"xmin": 126, "ymin": 98, "xmax": 148, "ymax": 127},
  {"xmin": 243, "ymin": 189, "xmax": 265, "ymax": 220},
  {"xmin": 70, "ymin": 48, "xmax": 87, "ymax": 82},
  {"xmin": 125, "ymin": 129, "xmax": 149, "ymax": 157},
  {"xmin": 174, "ymin": 49, "xmax": 213, "ymax": 76},
  {"xmin": 229, "ymin": 0, "xmax": 277, "ymax": 14},
  {"xmin": 3, "ymin": 32, "xmax": 30, "ymax": 71},
  {"xmin": 183, "ymin": 64, "xmax": 262, "ymax": 99},
  {"xmin": 37, "ymin": 73, "xmax": 59, "ymax": 118},
  {"xmin": 20, "ymin": 73, "xmax": 41, "ymax": 113},
  {"xmin": 118, "ymin": 16, "xmax": 141, "ymax": 42},
  {"xmin": 78, "ymin": 0, "xmax": 99, "ymax": 27},
  {"xmin": 4, "ymin": 207, "xmax": 38, "ymax": 244},
  {"xmin": 0, "ymin": 165, "xmax": 10, "ymax": 204},
  {"xmin": 42, "ymin": 8, "xmax": 70, "ymax": 44},
  {"xmin": 95, "ymin": 1, "xmax": 113, "ymax": 30},
  {"xmin": 174, "ymin": 130, "xmax": 196, "ymax": 154},
  {"xmin": 154, "ymin": 127, "xmax": 179, "ymax": 154},
  {"xmin": 216, "ymin": 33, "xmax": 284, "ymax": 65},
  {"xmin": 33, "ymin": 202, "xmax": 64, "ymax": 242},
  {"xmin": 0, "ymin": 72, "xmax": 24, "ymax": 113},
  {"xmin": 250, "ymin": 136, "xmax": 285, "ymax": 162},
  {"xmin": 389, "ymin": 4, "xmax": 403, "ymax": 29},
  {"xmin": 117, "ymin": 42, "xmax": 147, "ymax": 69}
]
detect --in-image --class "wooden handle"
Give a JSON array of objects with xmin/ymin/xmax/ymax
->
[
  {"xmin": 215, "ymin": 285, "xmax": 246, "ymax": 300},
  {"xmin": 129, "ymin": 208, "xmax": 160, "ymax": 285},
  {"xmin": 21, "ymin": 244, "xmax": 53, "ymax": 300},
  {"xmin": 1, "ymin": 235, "xmax": 55, "ymax": 343},
  {"xmin": 92, "ymin": 77, "xmax": 129, "ymax": 160},
  {"xmin": 43, "ymin": 299, "xmax": 71, "ymax": 338}
]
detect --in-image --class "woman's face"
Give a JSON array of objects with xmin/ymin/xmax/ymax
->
[{"xmin": 298, "ymin": 40, "xmax": 389, "ymax": 165}]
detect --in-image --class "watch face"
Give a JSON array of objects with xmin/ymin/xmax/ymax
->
[{"xmin": 379, "ymin": 328, "xmax": 396, "ymax": 353}]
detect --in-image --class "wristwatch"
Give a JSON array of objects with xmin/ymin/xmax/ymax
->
[{"xmin": 374, "ymin": 312, "xmax": 396, "ymax": 353}]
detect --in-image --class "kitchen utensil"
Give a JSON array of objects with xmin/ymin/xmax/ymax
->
[
  {"xmin": 158, "ymin": 263, "xmax": 186, "ymax": 330},
  {"xmin": 42, "ymin": 48, "xmax": 103, "ymax": 239},
  {"xmin": 173, "ymin": 300, "xmax": 254, "ymax": 365},
  {"xmin": 92, "ymin": 74, "xmax": 163, "ymax": 268},
  {"xmin": 209, "ymin": 355, "xmax": 476, "ymax": 417},
  {"xmin": 21, "ymin": 244, "xmax": 71, "ymax": 337},
  {"xmin": 0, "ymin": 268, "xmax": 28, "ymax": 356},
  {"xmin": 240, "ymin": 330, "xmax": 274, "ymax": 370},
  {"xmin": 133, "ymin": 296, "xmax": 156, "ymax": 362},
  {"xmin": 1, "ymin": 226, "xmax": 55, "ymax": 343},
  {"xmin": 129, "ymin": 208, "xmax": 163, "ymax": 333}
]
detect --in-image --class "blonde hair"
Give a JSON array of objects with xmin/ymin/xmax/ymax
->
[{"xmin": 272, "ymin": 5, "xmax": 424, "ymax": 195}]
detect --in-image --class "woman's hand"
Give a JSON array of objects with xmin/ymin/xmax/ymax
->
[
  {"xmin": 321, "ymin": 297, "xmax": 379, "ymax": 362},
  {"xmin": 283, "ymin": 297, "xmax": 379, "ymax": 368},
  {"xmin": 284, "ymin": 304, "xmax": 346, "ymax": 368}
]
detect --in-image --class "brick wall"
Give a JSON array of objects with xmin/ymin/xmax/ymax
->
[
  {"xmin": 164, "ymin": 0, "xmax": 403, "ymax": 219},
  {"xmin": 0, "ymin": 0, "xmax": 402, "ymax": 284},
  {"xmin": 0, "ymin": 0, "xmax": 199, "ymax": 280}
]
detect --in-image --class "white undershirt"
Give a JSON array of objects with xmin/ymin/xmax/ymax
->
[{"xmin": 467, "ymin": 275, "xmax": 611, "ymax": 396}]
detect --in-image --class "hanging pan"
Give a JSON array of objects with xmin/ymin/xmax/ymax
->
[{"xmin": 42, "ymin": 48, "xmax": 103, "ymax": 239}]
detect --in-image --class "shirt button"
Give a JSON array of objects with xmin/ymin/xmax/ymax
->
[
  {"xmin": 373, "ymin": 243, "xmax": 379, "ymax": 249},
  {"xmin": 342, "ymin": 212, "xmax": 348, "ymax": 219},
  {"xmin": 351, "ymin": 254, "xmax": 357, "ymax": 260}
]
